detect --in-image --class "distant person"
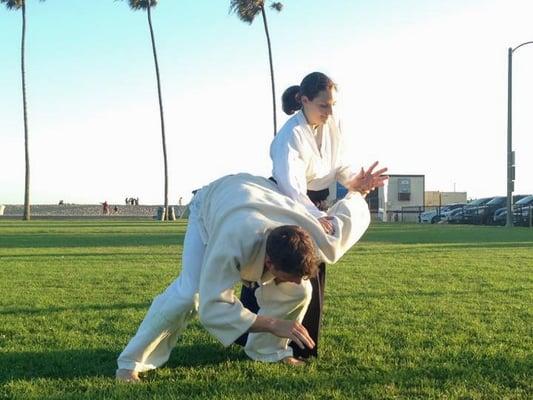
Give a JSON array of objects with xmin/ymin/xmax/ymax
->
[
  {"xmin": 102, "ymin": 201, "xmax": 110, "ymax": 215},
  {"xmin": 116, "ymin": 171, "xmax": 379, "ymax": 382},
  {"xmin": 113, "ymin": 206, "xmax": 119, "ymax": 214}
]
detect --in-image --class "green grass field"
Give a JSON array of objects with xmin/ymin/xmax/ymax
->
[{"xmin": 0, "ymin": 220, "xmax": 532, "ymax": 400}]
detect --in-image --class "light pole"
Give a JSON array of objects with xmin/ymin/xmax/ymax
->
[{"xmin": 506, "ymin": 41, "xmax": 533, "ymax": 228}]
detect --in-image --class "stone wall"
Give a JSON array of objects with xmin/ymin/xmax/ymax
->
[{"xmin": 0, "ymin": 204, "xmax": 188, "ymax": 218}]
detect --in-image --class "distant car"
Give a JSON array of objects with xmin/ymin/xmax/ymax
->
[
  {"xmin": 439, "ymin": 203, "xmax": 466, "ymax": 222},
  {"xmin": 515, "ymin": 206, "xmax": 533, "ymax": 227},
  {"xmin": 420, "ymin": 209, "xmax": 441, "ymax": 224},
  {"xmin": 447, "ymin": 207, "xmax": 465, "ymax": 224},
  {"xmin": 512, "ymin": 195, "xmax": 533, "ymax": 226},
  {"xmin": 514, "ymin": 194, "xmax": 531, "ymax": 202},
  {"xmin": 493, "ymin": 208, "xmax": 508, "ymax": 226},
  {"xmin": 475, "ymin": 196, "xmax": 509, "ymax": 225},
  {"xmin": 420, "ymin": 203, "xmax": 465, "ymax": 224},
  {"xmin": 493, "ymin": 195, "xmax": 533, "ymax": 226},
  {"xmin": 462, "ymin": 197, "xmax": 495, "ymax": 224}
]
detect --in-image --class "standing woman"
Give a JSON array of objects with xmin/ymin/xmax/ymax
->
[
  {"xmin": 238, "ymin": 72, "xmax": 386, "ymax": 361},
  {"xmin": 270, "ymin": 72, "xmax": 351, "ymax": 359},
  {"xmin": 272, "ymin": 71, "xmax": 353, "ymax": 226}
]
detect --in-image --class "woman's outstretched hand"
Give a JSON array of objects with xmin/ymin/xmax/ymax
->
[{"xmin": 347, "ymin": 161, "xmax": 389, "ymax": 196}]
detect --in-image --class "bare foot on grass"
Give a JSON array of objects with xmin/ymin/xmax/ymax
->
[
  {"xmin": 281, "ymin": 356, "xmax": 306, "ymax": 366},
  {"xmin": 116, "ymin": 369, "xmax": 140, "ymax": 383}
]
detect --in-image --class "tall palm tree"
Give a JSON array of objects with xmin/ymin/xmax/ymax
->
[
  {"xmin": 1, "ymin": 0, "xmax": 43, "ymax": 220},
  {"xmin": 230, "ymin": 0, "xmax": 283, "ymax": 136},
  {"xmin": 121, "ymin": 0, "xmax": 170, "ymax": 220}
]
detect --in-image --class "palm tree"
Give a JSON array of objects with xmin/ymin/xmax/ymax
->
[
  {"xmin": 121, "ymin": 0, "xmax": 170, "ymax": 220},
  {"xmin": 230, "ymin": 0, "xmax": 283, "ymax": 136},
  {"xmin": 1, "ymin": 0, "xmax": 43, "ymax": 220}
]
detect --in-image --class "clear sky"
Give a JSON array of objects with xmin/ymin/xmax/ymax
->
[{"xmin": 1, "ymin": 0, "xmax": 532, "ymax": 205}]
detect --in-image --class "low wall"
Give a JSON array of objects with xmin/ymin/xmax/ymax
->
[{"xmin": 0, "ymin": 204, "xmax": 188, "ymax": 219}]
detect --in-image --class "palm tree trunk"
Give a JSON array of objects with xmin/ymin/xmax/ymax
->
[
  {"xmin": 146, "ymin": 4, "xmax": 169, "ymax": 220},
  {"xmin": 21, "ymin": 2, "xmax": 30, "ymax": 221},
  {"xmin": 260, "ymin": 6, "xmax": 277, "ymax": 136}
]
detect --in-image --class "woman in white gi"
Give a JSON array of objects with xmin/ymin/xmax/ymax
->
[
  {"xmin": 272, "ymin": 71, "xmax": 355, "ymax": 232},
  {"xmin": 240, "ymin": 72, "xmax": 387, "ymax": 359}
]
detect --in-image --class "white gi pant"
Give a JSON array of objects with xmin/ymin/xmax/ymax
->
[{"xmin": 117, "ymin": 212, "xmax": 313, "ymax": 372}]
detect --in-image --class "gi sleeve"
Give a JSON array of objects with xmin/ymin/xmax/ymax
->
[
  {"xmin": 318, "ymin": 191, "xmax": 371, "ymax": 264},
  {"xmin": 197, "ymin": 236, "xmax": 258, "ymax": 347}
]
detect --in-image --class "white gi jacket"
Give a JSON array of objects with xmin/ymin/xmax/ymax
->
[
  {"xmin": 270, "ymin": 111, "xmax": 354, "ymax": 219},
  {"xmin": 190, "ymin": 173, "xmax": 370, "ymax": 347}
]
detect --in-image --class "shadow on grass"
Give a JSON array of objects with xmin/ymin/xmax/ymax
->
[
  {"xmin": 0, "ymin": 233, "xmax": 185, "ymax": 249},
  {"xmin": 165, "ymin": 343, "xmax": 248, "ymax": 369},
  {"xmin": 0, "ymin": 302, "xmax": 150, "ymax": 317},
  {"xmin": 0, "ymin": 343, "xmax": 246, "ymax": 384},
  {"xmin": 1, "ymin": 349, "xmax": 528, "ymax": 398}
]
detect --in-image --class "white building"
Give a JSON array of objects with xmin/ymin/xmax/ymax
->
[
  {"xmin": 385, "ymin": 175, "xmax": 425, "ymax": 222},
  {"xmin": 335, "ymin": 174, "xmax": 425, "ymax": 222}
]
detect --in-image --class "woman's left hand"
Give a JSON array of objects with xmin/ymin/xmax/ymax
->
[{"xmin": 347, "ymin": 161, "xmax": 389, "ymax": 196}]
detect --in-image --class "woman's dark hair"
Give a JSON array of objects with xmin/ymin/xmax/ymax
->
[
  {"xmin": 281, "ymin": 72, "xmax": 336, "ymax": 115},
  {"xmin": 266, "ymin": 225, "xmax": 319, "ymax": 278}
]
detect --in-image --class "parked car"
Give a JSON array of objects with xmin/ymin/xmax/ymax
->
[
  {"xmin": 493, "ymin": 208, "xmax": 508, "ymax": 226},
  {"xmin": 476, "ymin": 196, "xmax": 507, "ymax": 225},
  {"xmin": 420, "ymin": 209, "xmax": 437, "ymax": 224},
  {"xmin": 448, "ymin": 207, "xmax": 466, "ymax": 224},
  {"xmin": 515, "ymin": 206, "xmax": 533, "ymax": 226},
  {"xmin": 466, "ymin": 195, "xmax": 528, "ymax": 225},
  {"xmin": 420, "ymin": 203, "xmax": 466, "ymax": 224},
  {"xmin": 439, "ymin": 203, "xmax": 466, "ymax": 222},
  {"xmin": 420, "ymin": 208, "xmax": 443, "ymax": 224},
  {"xmin": 493, "ymin": 195, "xmax": 533, "ymax": 226},
  {"xmin": 513, "ymin": 195, "xmax": 533, "ymax": 226},
  {"xmin": 461, "ymin": 197, "xmax": 495, "ymax": 224}
]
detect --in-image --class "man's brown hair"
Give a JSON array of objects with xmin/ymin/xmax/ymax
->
[{"xmin": 266, "ymin": 225, "xmax": 319, "ymax": 278}]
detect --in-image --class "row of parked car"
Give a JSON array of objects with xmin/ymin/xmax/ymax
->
[{"xmin": 420, "ymin": 195, "xmax": 533, "ymax": 226}]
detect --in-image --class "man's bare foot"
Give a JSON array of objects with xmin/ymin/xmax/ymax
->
[
  {"xmin": 281, "ymin": 356, "xmax": 306, "ymax": 366},
  {"xmin": 116, "ymin": 368, "xmax": 140, "ymax": 383}
]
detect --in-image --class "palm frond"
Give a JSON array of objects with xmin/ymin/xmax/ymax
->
[
  {"xmin": 0, "ymin": 0, "xmax": 24, "ymax": 10},
  {"xmin": 1, "ymin": 0, "xmax": 45, "ymax": 9},
  {"xmin": 120, "ymin": 0, "xmax": 158, "ymax": 11},
  {"xmin": 270, "ymin": 2, "xmax": 283, "ymax": 12},
  {"xmin": 229, "ymin": 0, "xmax": 264, "ymax": 24}
]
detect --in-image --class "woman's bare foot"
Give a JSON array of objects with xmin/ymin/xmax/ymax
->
[
  {"xmin": 116, "ymin": 369, "xmax": 140, "ymax": 383},
  {"xmin": 281, "ymin": 356, "xmax": 306, "ymax": 366}
]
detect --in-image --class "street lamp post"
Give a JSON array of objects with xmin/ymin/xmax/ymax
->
[{"xmin": 506, "ymin": 41, "xmax": 533, "ymax": 228}]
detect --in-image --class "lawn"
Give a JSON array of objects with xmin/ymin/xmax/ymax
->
[{"xmin": 0, "ymin": 220, "xmax": 531, "ymax": 399}]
